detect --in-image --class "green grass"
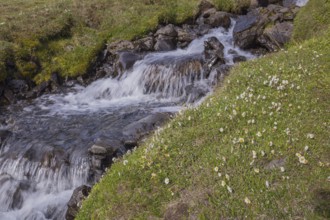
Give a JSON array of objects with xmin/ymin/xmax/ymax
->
[
  {"xmin": 0, "ymin": 0, "xmax": 249, "ymax": 84},
  {"xmin": 77, "ymin": 0, "xmax": 330, "ymax": 219}
]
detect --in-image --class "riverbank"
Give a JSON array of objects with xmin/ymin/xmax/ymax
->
[{"xmin": 77, "ymin": 0, "xmax": 330, "ymax": 219}]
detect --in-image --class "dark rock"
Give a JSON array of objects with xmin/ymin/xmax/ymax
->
[
  {"xmin": 0, "ymin": 130, "xmax": 12, "ymax": 147},
  {"xmin": 123, "ymin": 113, "xmax": 171, "ymax": 141},
  {"xmin": 88, "ymin": 144, "xmax": 107, "ymax": 155},
  {"xmin": 134, "ymin": 36, "xmax": 155, "ymax": 51},
  {"xmin": 154, "ymin": 36, "xmax": 177, "ymax": 51},
  {"xmin": 107, "ymin": 40, "xmax": 134, "ymax": 55},
  {"xmin": 7, "ymin": 79, "xmax": 29, "ymax": 94},
  {"xmin": 203, "ymin": 9, "xmax": 232, "ymax": 29},
  {"xmin": 185, "ymin": 83, "xmax": 210, "ymax": 103},
  {"xmin": 3, "ymin": 89, "xmax": 16, "ymax": 104},
  {"xmin": 176, "ymin": 27, "xmax": 197, "ymax": 48},
  {"xmin": 233, "ymin": 9, "xmax": 269, "ymax": 49},
  {"xmin": 233, "ymin": 55, "xmax": 247, "ymax": 63},
  {"xmin": 124, "ymin": 140, "xmax": 138, "ymax": 149},
  {"xmin": 154, "ymin": 24, "xmax": 178, "ymax": 52},
  {"xmin": 25, "ymin": 81, "xmax": 50, "ymax": 99},
  {"xmin": 118, "ymin": 52, "xmax": 143, "ymax": 71},
  {"xmin": 203, "ymin": 37, "xmax": 225, "ymax": 74},
  {"xmin": 196, "ymin": 24, "xmax": 212, "ymax": 36},
  {"xmin": 50, "ymin": 72, "xmax": 61, "ymax": 91},
  {"xmin": 65, "ymin": 185, "xmax": 91, "ymax": 220},
  {"xmin": 0, "ymin": 84, "xmax": 4, "ymax": 96},
  {"xmin": 258, "ymin": 21, "xmax": 293, "ymax": 51},
  {"xmin": 155, "ymin": 24, "xmax": 178, "ymax": 38}
]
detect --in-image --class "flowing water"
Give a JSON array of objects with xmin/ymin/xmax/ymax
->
[{"xmin": 0, "ymin": 21, "xmax": 255, "ymax": 219}]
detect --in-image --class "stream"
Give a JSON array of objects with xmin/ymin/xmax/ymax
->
[{"xmin": 0, "ymin": 21, "xmax": 255, "ymax": 219}]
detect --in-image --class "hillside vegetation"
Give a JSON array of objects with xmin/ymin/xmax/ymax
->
[
  {"xmin": 77, "ymin": 0, "xmax": 330, "ymax": 219},
  {"xmin": 0, "ymin": 0, "xmax": 250, "ymax": 84}
]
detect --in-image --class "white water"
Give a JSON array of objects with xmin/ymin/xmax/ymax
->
[
  {"xmin": 296, "ymin": 0, "xmax": 309, "ymax": 7},
  {"xmin": 0, "ymin": 20, "xmax": 254, "ymax": 219},
  {"xmin": 37, "ymin": 22, "xmax": 253, "ymax": 115}
]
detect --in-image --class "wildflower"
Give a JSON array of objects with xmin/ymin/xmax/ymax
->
[
  {"xmin": 226, "ymin": 174, "xmax": 230, "ymax": 180},
  {"xmin": 227, "ymin": 186, "xmax": 233, "ymax": 193},
  {"xmin": 265, "ymin": 181, "xmax": 270, "ymax": 188},
  {"xmin": 256, "ymin": 132, "xmax": 262, "ymax": 137},
  {"xmin": 307, "ymin": 133, "xmax": 315, "ymax": 139},
  {"xmin": 280, "ymin": 167, "xmax": 285, "ymax": 172},
  {"xmin": 164, "ymin": 178, "xmax": 170, "ymax": 185},
  {"xmin": 269, "ymin": 141, "xmax": 273, "ymax": 147},
  {"xmin": 261, "ymin": 151, "xmax": 266, "ymax": 157},
  {"xmin": 271, "ymin": 150, "xmax": 275, "ymax": 154},
  {"xmin": 151, "ymin": 173, "xmax": 157, "ymax": 178},
  {"xmin": 233, "ymin": 109, "xmax": 237, "ymax": 116},
  {"xmin": 304, "ymin": 146, "xmax": 309, "ymax": 151},
  {"xmin": 221, "ymin": 180, "xmax": 226, "ymax": 187},
  {"xmin": 244, "ymin": 197, "xmax": 251, "ymax": 204},
  {"xmin": 296, "ymin": 153, "xmax": 308, "ymax": 164},
  {"xmin": 242, "ymin": 112, "xmax": 246, "ymax": 117},
  {"xmin": 214, "ymin": 167, "xmax": 219, "ymax": 172},
  {"xmin": 219, "ymin": 128, "xmax": 224, "ymax": 133},
  {"xmin": 218, "ymin": 173, "xmax": 222, "ymax": 177},
  {"xmin": 188, "ymin": 116, "xmax": 191, "ymax": 121},
  {"xmin": 252, "ymin": 151, "xmax": 257, "ymax": 159},
  {"xmin": 254, "ymin": 168, "xmax": 260, "ymax": 174},
  {"xmin": 239, "ymin": 138, "xmax": 245, "ymax": 143},
  {"xmin": 123, "ymin": 160, "xmax": 128, "ymax": 165}
]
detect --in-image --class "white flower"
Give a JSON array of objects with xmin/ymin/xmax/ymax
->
[
  {"xmin": 261, "ymin": 151, "xmax": 266, "ymax": 157},
  {"xmin": 304, "ymin": 146, "xmax": 309, "ymax": 151},
  {"xmin": 254, "ymin": 168, "xmax": 260, "ymax": 174},
  {"xmin": 244, "ymin": 197, "xmax": 251, "ymax": 204},
  {"xmin": 269, "ymin": 141, "xmax": 273, "ymax": 147},
  {"xmin": 280, "ymin": 167, "xmax": 285, "ymax": 172},
  {"xmin": 242, "ymin": 112, "xmax": 246, "ymax": 117},
  {"xmin": 219, "ymin": 128, "xmax": 224, "ymax": 133},
  {"xmin": 307, "ymin": 133, "xmax": 315, "ymax": 139},
  {"xmin": 227, "ymin": 186, "xmax": 233, "ymax": 193},
  {"xmin": 123, "ymin": 160, "xmax": 128, "ymax": 165},
  {"xmin": 265, "ymin": 181, "xmax": 270, "ymax": 188},
  {"xmin": 188, "ymin": 116, "xmax": 191, "ymax": 121},
  {"xmin": 271, "ymin": 150, "xmax": 275, "ymax": 154},
  {"xmin": 221, "ymin": 180, "xmax": 226, "ymax": 187},
  {"xmin": 226, "ymin": 174, "xmax": 230, "ymax": 180},
  {"xmin": 252, "ymin": 151, "xmax": 257, "ymax": 159},
  {"xmin": 256, "ymin": 132, "xmax": 262, "ymax": 137},
  {"xmin": 296, "ymin": 153, "xmax": 308, "ymax": 164},
  {"xmin": 239, "ymin": 137, "xmax": 245, "ymax": 143},
  {"xmin": 233, "ymin": 109, "xmax": 237, "ymax": 116},
  {"xmin": 218, "ymin": 173, "xmax": 222, "ymax": 177},
  {"xmin": 164, "ymin": 178, "xmax": 170, "ymax": 185},
  {"xmin": 214, "ymin": 166, "xmax": 219, "ymax": 172}
]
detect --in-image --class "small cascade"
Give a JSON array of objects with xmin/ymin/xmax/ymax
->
[{"xmin": 0, "ymin": 20, "xmax": 254, "ymax": 220}]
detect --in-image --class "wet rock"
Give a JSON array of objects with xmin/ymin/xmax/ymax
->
[
  {"xmin": 233, "ymin": 55, "xmax": 247, "ymax": 63},
  {"xmin": 282, "ymin": 0, "xmax": 297, "ymax": 7},
  {"xmin": 50, "ymin": 72, "xmax": 61, "ymax": 92},
  {"xmin": 88, "ymin": 144, "xmax": 107, "ymax": 155},
  {"xmin": 176, "ymin": 26, "xmax": 197, "ymax": 48},
  {"xmin": 196, "ymin": 24, "xmax": 212, "ymax": 36},
  {"xmin": 202, "ymin": 8, "xmax": 232, "ymax": 29},
  {"xmin": 3, "ymin": 89, "xmax": 16, "ymax": 104},
  {"xmin": 154, "ymin": 24, "xmax": 178, "ymax": 52},
  {"xmin": 134, "ymin": 36, "xmax": 155, "ymax": 51},
  {"xmin": 123, "ymin": 113, "xmax": 171, "ymax": 141},
  {"xmin": 7, "ymin": 79, "xmax": 29, "ymax": 94},
  {"xmin": 185, "ymin": 83, "xmax": 210, "ymax": 103},
  {"xmin": 203, "ymin": 37, "xmax": 225, "ymax": 75},
  {"xmin": 107, "ymin": 40, "xmax": 134, "ymax": 55},
  {"xmin": 118, "ymin": 52, "xmax": 143, "ymax": 71},
  {"xmin": 258, "ymin": 21, "xmax": 293, "ymax": 51},
  {"xmin": 25, "ymin": 81, "xmax": 50, "ymax": 99},
  {"xmin": 0, "ymin": 130, "xmax": 12, "ymax": 147},
  {"xmin": 155, "ymin": 24, "xmax": 178, "ymax": 37},
  {"xmin": 65, "ymin": 185, "xmax": 91, "ymax": 220}
]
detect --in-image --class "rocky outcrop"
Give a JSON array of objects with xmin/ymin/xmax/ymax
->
[
  {"xmin": 65, "ymin": 185, "xmax": 91, "ymax": 220},
  {"xmin": 154, "ymin": 24, "xmax": 178, "ymax": 51},
  {"xmin": 234, "ymin": 3, "xmax": 299, "ymax": 52}
]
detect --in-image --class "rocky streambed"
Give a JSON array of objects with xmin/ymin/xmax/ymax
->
[{"xmin": 0, "ymin": 0, "xmax": 306, "ymax": 219}]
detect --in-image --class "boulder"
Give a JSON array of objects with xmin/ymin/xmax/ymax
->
[
  {"xmin": 176, "ymin": 26, "xmax": 197, "ymax": 48},
  {"xmin": 134, "ymin": 36, "xmax": 155, "ymax": 51},
  {"xmin": 185, "ymin": 83, "xmax": 210, "ymax": 103},
  {"xmin": 203, "ymin": 9, "xmax": 232, "ymax": 29},
  {"xmin": 117, "ymin": 52, "xmax": 143, "ymax": 71},
  {"xmin": 123, "ymin": 113, "xmax": 171, "ymax": 141},
  {"xmin": 203, "ymin": 37, "xmax": 225, "ymax": 74},
  {"xmin": 65, "ymin": 185, "xmax": 91, "ymax": 220},
  {"xmin": 50, "ymin": 72, "xmax": 61, "ymax": 92},
  {"xmin": 154, "ymin": 24, "xmax": 178, "ymax": 51},
  {"xmin": 196, "ymin": 0, "xmax": 215, "ymax": 18},
  {"xmin": 233, "ymin": 55, "xmax": 247, "ymax": 63},
  {"xmin": 7, "ymin": 79, "xmax": 29, "ymax": 94},
  {"xmin": 258, "ymin": 21, "xmax": 293, "ymax": 51},
  {"xmin": 3, "ymin": 89, "xmax": 16, "ymax": 104},
  {"xmin": 233, "ymin": 9, "xmax": 269, "ymax": 49}
]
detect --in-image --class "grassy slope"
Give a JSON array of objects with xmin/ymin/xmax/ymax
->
[
  {"xmin": 0, "ymin": 0, "xmax": 249, "ymax": 84},
  {"xmin": 77, "ymin": 0, "xmax": 330, "ymax": 219}
]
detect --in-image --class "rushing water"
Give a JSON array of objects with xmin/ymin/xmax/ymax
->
[{"xmin": 0, "ymin": 21, "xmax": 255, "ymax": 219}]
